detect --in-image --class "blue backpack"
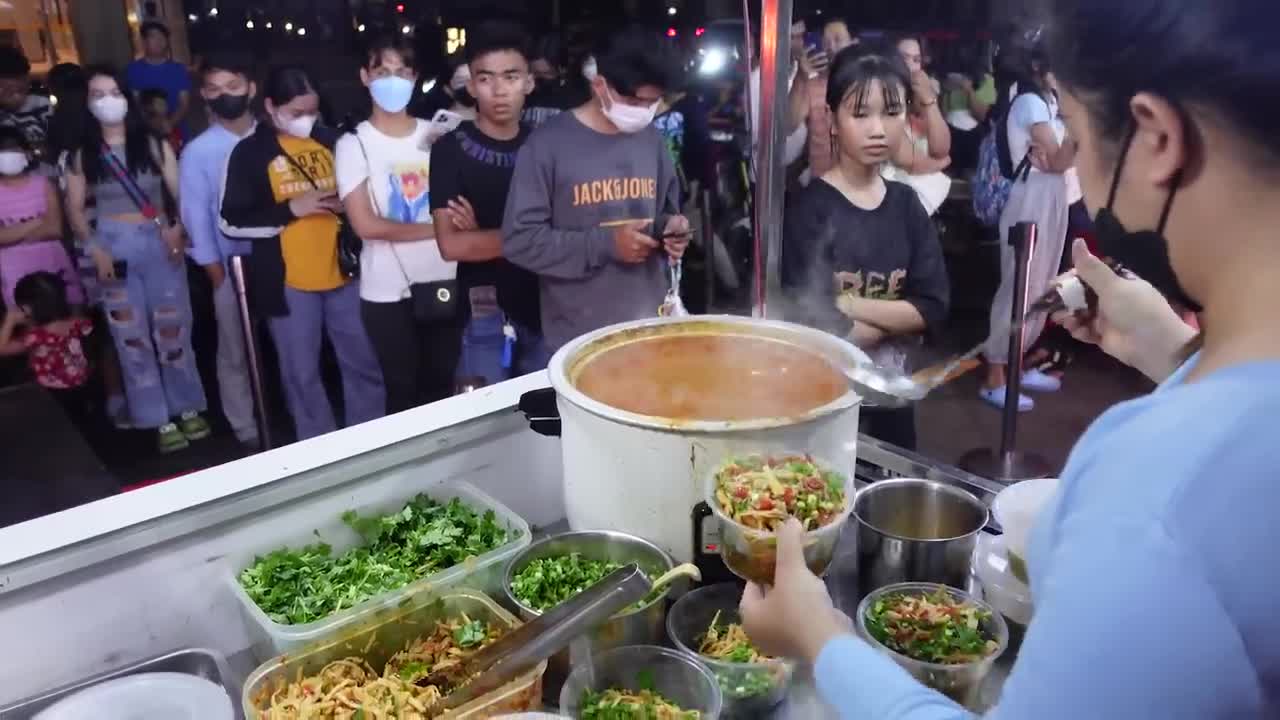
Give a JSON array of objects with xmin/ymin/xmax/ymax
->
[{"xmin": 972, "ymin": 91, "xmax": 1037, "ymax": 227}]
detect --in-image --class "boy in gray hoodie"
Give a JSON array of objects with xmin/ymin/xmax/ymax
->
[{"xmin": 503, "ymin": 27, "xmax": 691, "ymax": 351}]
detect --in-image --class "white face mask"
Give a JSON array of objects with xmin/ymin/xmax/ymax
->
[
  {"xmin": 601, "ymin": 86, "xmax": 658, "ymax": 134},
  {"xmin": 276, "ymin": 112, "xmax": 317, "ymax": 139},
  {"xmin": 89, "ymin": 95, "xmax": 129, "ymax": 125},
  {"xmin": 582, "ymin": 57, "xmax": 597, "ymax": 82},
  {"xmin": 0, "ymin": 151, "xmax": 28, "ymax": 176}
]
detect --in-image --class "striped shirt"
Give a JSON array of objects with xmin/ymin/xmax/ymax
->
[{"xmin": 0, "ymin": 94, "xmax": 52, "ymax": 149}]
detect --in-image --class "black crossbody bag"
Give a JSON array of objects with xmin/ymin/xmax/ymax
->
[
  {"xmin": 352, "ymin": 133, "xmax": 459, "ymax": 323},
  {"xmin": 277, "ymin": 140, "xmax": 363, "ymax": 279}
]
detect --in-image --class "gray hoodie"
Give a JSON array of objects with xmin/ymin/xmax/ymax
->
[{"xmin": 502, "ymin": 111, "xmax": 680, "ymax": 351}]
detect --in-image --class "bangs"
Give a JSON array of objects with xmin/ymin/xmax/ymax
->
[
  {"xmin": 841, "ymin": 73, "xmax": 906, "ymax": 116},
  {"xmin": 825, "ymin": 44, "xmax": 912, "ymax": 115}
]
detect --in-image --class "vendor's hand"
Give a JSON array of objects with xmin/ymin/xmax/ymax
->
[
  {"xmin": 612, "ymin": 220, "xmax": 659, "ymax": 264},
  {"xmin": 161, "ymin": 223, "xmax": 186, "ymax": 264},
  {"xmin": 910, "ymin": 70, "xmax": 937, "ymax": 106},
  {"xmin": 739, "ymin": 519, "xmax": 851, "ymax": 665},
  {"xmin": 446, "ymin": 196, "xmax": 479, "ymax": 231},
  {"xmin": 662, "ymin": 215, "xmax": 692, "ymax": 260},
  {"xmin": 289, "ymin": 190, "xmax": 341, "ymax": 218},
  {"xmin": 1053, "ymin": 239, "xmax": 1196, "ymax": 383},
  {"xmin": 204, "ymin": 262, "xmax": 226, "ymax": 290},
  {"xmin": 90, "ymin": 246, "xmax": 117, "ymax": 283}
]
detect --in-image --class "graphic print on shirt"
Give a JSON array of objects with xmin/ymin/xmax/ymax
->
[
  {"xmin": 571, "ymin": 177, "xmax": 659, "ymax": 207},
  {"xmin": 835, "ymin": 269, "xmax": 908, "ymax": 322},
  {"xmin": 268, "ymin": 148, "xmax": 336, "ymax": 201},
  {"xmin": 385, "ymin": 162, "xmax": 431, "ymax": 223}
]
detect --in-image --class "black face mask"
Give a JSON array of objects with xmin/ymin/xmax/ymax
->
[
  {"xmin": 208, "ymin": 92, "xmax": 251, "ymax": 121},
  {"xmin": 1094, "ymin": 124, "xmax": 1202, "ymax": 312}
]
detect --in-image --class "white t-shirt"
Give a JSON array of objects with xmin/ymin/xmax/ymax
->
[
  {"xmin": 335, "ymin": 120, "xmax": 457, "ymax": 303},
  {"xmin": 1007, "ymin": 92, "xmax": 1083, "ymax": 204}
]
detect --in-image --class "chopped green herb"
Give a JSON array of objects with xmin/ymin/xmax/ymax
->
[
  {"xmin": 238, "ymin": 495, "xmax": 511, "ymax": 625},
  {"xmin": 864, "ymin": 589, "xmax": 999, "ymax": 664},
  {"xmin": 581, "ymin": 687, "xmax": 701, "ymax": 719},
  {"xmin": 453, "ymin": 619, "xmax": 488, "ymax": 648},
  {"xmin": 397, "ymin": 661, "xmax": 427, "ymax": 681},
  {"xmin": 510, "ymin": 553, "xmax": 658, "ymax": 612}
]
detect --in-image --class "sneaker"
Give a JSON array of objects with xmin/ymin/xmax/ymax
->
[
  {"xmin": 158, "ymin": 423, "xmax": 190, "ymax": 453},
  {"xmin": 979, "ymin": 386, "xmax": 1034, "ymax": 413},
  {"xmin": 178, "ymin": 411, "xmax": 212, "ymax": 441},
  {"xmin": 1021, "ymin": 368, "xmax": 1063, "ymax": 393}
]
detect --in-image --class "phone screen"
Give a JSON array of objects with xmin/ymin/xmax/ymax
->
[{"xmin": 804, "ymin": 31, "xmax": 821, "ymax": 52}]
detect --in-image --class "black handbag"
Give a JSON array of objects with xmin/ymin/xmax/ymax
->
[
  {"xmin": 278, "ymin": 142, "xmax": 362, "ymax": 279},
  {"xmin": 353, "ymin": 134, "xmax": 459, "ymax": 323}
]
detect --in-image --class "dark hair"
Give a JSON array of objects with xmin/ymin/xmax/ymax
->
[
  {"xmin": 47, "ymin": 62, "xmax": 86, "ymax": 96},
  {"xmin": 1048, "ymin": 2, "xmax": 1276, "ymax": 162},
  {"xmin": 139, "ymin": 20, "xmax": 170, "ymax": 39},
  {"xmin": 199, "ymin": 51, "xmax": 253, "ymax": 82},
  {"xmin": 364, "ymin": 34, "xmax": 417, "ymax": 72},
  {"xmin": 593, "ymin": 26, "xmax": 678, "ymax": 97},
  {"xmin": 530, "ymin": 35, "xmax": 562, "ymax": 65},
  {"xmin": 13, "ymin": 272, "xmax": 72, "ymax": 326},
  {"xmin": 466, "ymin": 21, "xmax": 530, "ymax": 65},
  {"xmin": 0, "ymin": 45, "xmax": 30, "ymax": 79},
  {"xmin": 0, "ymin": 126, "xmax": 30, "ymax": 154},
  {"xmin": 263, "ymin": 65, "xmax": 315, "ymax": 106},
  {"xmin": 826, "ymin": 43, "xmax": 911, "ymax": 116},
  {"xmin": 139, "ymin": 88, "xmax": 168, "ymax": 109},
  {"xmin": 77, "ymin": 65, "xmax": 157, "ymax": 184},
  {"xmin": 47, "ymin": 65, "xmax": 86, "ymax": 159}
]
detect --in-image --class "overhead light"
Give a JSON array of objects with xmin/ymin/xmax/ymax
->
[
  {"xmin": 695, "ymin": 26, "xmax": 705, "ymax": 36},
  {"xmin": 208, "ymin": 7, "xmax": 218, "ymax": 16},
  {"xmin": 187, "ymin": 13, "xmax": 197, "ymax": 21},
  {"xmin": 668, "ymin": 6, "xmax": 677, "ymax": 15},
  {"xmin": 284, "ymin": 21, "xmax": 293, "ymax": 31},
  {"xmin": 357, "ymin": 23, "xmax": 366, "ymax": 32},
  {"xmin": 402, "ymin": 24, "xmax": 412, "ymax": 34},
  {"xmin": 396, "ymin": 3, "xmax": 405, "ymax": 12},
  {"xmin": 699, "ymin": 47, "xmax": 727, "ymax": 76},
  {"xmin": 245, "ymin": 20, "xmax": 254, "ymax": 29},
  {"xmin": 297, "ymin": 27, "xmax": 306, "ymax": 36},
  {"xmin": 265, "ymin": 21, "xmax": 272, "ymax": 28},
  {"xmin": 127, "ymin": 11, "xmax": 139, "ymax": 23},
  {"xmin": 666, "ymin": 27, "xmax": 677, "ymax": 38},
  {"xmin": 421, "ymin": 78, "xmax": 436, "ymax": 93},
  {"xmin": 50, "ymin": 94, "xmax": 58, "ymax": 107}
]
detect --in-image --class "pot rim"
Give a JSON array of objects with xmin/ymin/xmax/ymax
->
[
  {"xmin": 502, "ymin": 530, "xmax": 677, "ymax": 620},
  {"xmin": 852, "ymin": 478, "xmax": 990, "ymax": 544},
  {"xmin": 548, "ymin": 315, "xmax": 867, "ymax": 433}
]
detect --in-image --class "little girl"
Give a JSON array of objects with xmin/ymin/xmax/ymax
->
[
  {"xmin": 0, "ymin": 127, "xmax": 85, "ymax": 309},
  {"xmin": 0, "ymin": 272, "xmax": 95, "ymax": 429}
]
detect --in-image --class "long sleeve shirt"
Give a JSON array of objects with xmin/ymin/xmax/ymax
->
[
  {"xmin": 813, "ymin": 356, "xmax": 1280, "ymax": 719},
  {"xmin": 180, "ymin": 122, "xmax": 254, "ymax": 266}
]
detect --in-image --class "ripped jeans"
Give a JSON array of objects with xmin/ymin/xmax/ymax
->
[{"xmin": 96, "ymin": 219, "xmax": 207, "ymax": 429}]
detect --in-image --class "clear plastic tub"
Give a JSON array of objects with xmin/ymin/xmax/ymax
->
[
  {"xmin": 991, "ymin": 477, "xmax": 1060, "ymax": 583},
  {"xmin": 856, "ymin": 582, "xmax": 1009, "ymax": 708},
  {"xmin": 227, "ymin": 480, "xmax": 530, "ymax": 656},
  {"xmin": 666, "ymin": 583, "xmax": 794, "ymax": 716},
  {"xmin": 705, "ymin": 454, "xmax": 854, "ymax": 585},
  {"xmin": 242, "ymin": 590, "xmax": 546, "ymax": 718},
  {"xmin": 559, "ymin": 645, "xmax": 722, "ymax": 719}
]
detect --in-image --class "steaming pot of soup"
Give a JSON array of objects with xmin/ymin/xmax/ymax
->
[{"xmin": 548, "ymin": 316, "xmax": 868, "ymax": 562}]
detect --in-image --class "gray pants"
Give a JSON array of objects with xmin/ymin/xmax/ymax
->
[
  {"xmin": 211, "ymin": 274, "xmax": 258, "ymax": 444},
  {"xmin": 984, "ymin": 172, "xmax": 1069, "ymax": 364}
]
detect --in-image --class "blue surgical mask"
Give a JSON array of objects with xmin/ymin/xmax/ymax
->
[{"xmin": 370, "ymin": 76, "xmax": 415, "ymax": 113}]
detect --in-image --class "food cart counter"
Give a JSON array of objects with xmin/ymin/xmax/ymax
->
[{"xmin": 0, "ymin": 371, "xmax": 1011, "ymax": 716}]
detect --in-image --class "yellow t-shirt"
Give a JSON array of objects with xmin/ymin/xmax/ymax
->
[{"xmin": 270, "ymin": 135, "xmax": 344, "ymax": 292}]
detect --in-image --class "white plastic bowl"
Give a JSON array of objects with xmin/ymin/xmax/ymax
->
[{"xmin": 990, "ymin": 477, "xmax": 1060, "ymax": 583}]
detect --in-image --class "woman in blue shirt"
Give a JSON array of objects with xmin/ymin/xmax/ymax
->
[{"xmin": 740, "ymin": 1, "xmax": 1280, "ymax": 717}]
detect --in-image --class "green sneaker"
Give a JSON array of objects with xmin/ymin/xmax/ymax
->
[
  {"xmin": 158, "ymin": 423, "xmax": 190, "ymax": 454},
  {"xmin": 179, "ymin": 411, "xmax": 212, "ymax": 441}
]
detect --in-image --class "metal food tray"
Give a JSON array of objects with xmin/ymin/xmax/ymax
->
[{"xmin": 0, "ymin": 648, "xmax": 240, "ymax": 719}]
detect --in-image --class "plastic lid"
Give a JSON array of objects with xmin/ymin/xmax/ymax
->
[{"xmin": 34, "ymin": 672, "xmax": 234, "ymax": 720}]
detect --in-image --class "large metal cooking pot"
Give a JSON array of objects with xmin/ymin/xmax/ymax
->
[{"xmin": 548, "ymin": 315, "xmax": 868, "ymax": 562}]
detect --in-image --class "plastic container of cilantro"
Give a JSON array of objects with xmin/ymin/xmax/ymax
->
[
  {"xmin": 226, "ymin": 480, "xmax": 529, "ymax": 658},
  {"xmin": 242, "ymin": 589, "xmax": 547, "ymax": 717}
]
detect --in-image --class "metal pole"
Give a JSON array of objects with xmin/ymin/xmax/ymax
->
[
  {"xmin": 230, "ymin": 255, "xmax": 272, "ymax": 450},
  {"xmin": 751, "ymin": 0, "xmax": 792, "ymax": 318},
  {"xmin": 958, "ymin": 222, "xmax": 1050, "ymax": 481},
  {"xmin": 701, "ymin": 186, "xmax": 715, "ymax": 312}
]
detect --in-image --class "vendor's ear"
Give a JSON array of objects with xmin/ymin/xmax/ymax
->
[{"xmin": 523, "ymin": 74, "xmax": 534, "ymax": 95}]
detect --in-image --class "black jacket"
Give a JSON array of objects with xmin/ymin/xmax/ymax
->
[{"xmin": 219, "ymin": 122, "xmax": 342, "ymax": 317}]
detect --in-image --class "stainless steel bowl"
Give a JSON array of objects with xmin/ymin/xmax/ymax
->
[
  {"xmin": 852, "ymin": 479, "xmax": 989, "ymax": 595},
  {"xmin": 503, "ymin": 531, "xmax": 676, "ymax": 674}
]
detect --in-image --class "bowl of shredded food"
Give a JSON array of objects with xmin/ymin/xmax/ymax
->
[
  {"xmin": 706, "ymin": 454, "xmax": 853, "ymax": 584},
  {"xmin": 856, "ymin": 582, "xmax": 1008, "ymax": 708},
  {"xmin": 242, "ymin": 590, "xmax": 546, "ymax": 719},
  {"xmin": 560, "ymin": 646, "xmax": 722, "ymax": 720},
  {"xmin": 667, "ymin": 584, "xmax": 794, "ymax": 715}
]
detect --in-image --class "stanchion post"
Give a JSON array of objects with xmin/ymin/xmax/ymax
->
[{"xmin": 230, "ymin": 255, "xmax": 272, "ymax": 450}]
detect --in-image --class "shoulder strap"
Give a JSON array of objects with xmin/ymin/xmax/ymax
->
[
  {"xmin": 351, "ymin": 128, "xmax": 412, "ymax": 286},
  {"xmin": 100, "ymin": 143, "xmax": 159, "ymax": 220}
]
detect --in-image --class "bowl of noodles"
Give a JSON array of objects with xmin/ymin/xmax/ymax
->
[
  {"xmin": 559, "ymin": 645, "xmax": 722, "ymax": 719},
  {"xmin": 666, "ymin": 583, "xmax": 795, "ymax": 715},
  {"xmin": 706, "ymin": 453, "xmax": 854, "ymax": 585},
  {"xmin": 242, "ymin": 590, "xmax": 545, "ymax": 719}
]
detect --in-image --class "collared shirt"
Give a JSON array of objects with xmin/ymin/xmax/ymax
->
[{"xmin": 180, "ymin": 121, "xmax": 255, "ymax": 266}]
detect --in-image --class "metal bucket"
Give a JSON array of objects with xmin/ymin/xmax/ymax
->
[{"xmin": 852, "ymin": 479, "xmax": 988, "ymax": 595}]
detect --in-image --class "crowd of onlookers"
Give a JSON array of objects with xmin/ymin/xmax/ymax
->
[{"xmin": 0, "ymin": 19, "xmax": 691, "ymax": 455}]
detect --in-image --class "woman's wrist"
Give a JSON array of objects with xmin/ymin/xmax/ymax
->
[{"xmin": 1131, "ymin": 312, "xmax": 1199, "ymax": 383}]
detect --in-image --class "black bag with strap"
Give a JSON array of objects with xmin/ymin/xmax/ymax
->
[
  {"xmin": 277, "ymin": 139, "xmax": 363, "ymax": 279},
  {"xmin": 352, "ymin": 132, "xmax": 459, "ymax": 324}
]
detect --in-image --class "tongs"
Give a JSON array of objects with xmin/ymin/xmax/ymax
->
[{"xmin": 418, "ymin": 564, "xmax": 653, "ymax": 714}]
